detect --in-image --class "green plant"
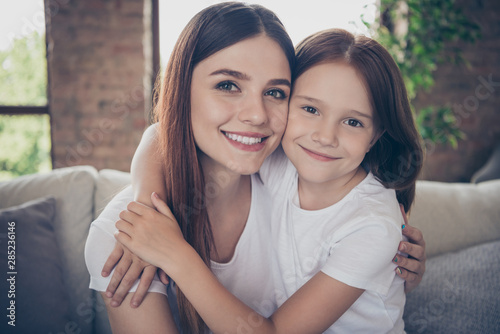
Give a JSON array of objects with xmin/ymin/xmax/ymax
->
[
  {"xmin": 364, "ymin": 0, "xmax": 481, "ymax": 147},
  {"xmin": 0, "ymin": 114, "xmax": 51, "ymax": 181}
]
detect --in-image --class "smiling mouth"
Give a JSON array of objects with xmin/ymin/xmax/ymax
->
[
  {"xmin": 300, "ymin": 145, "xmax": 338, "ymax": 161},
  {"xmin": 223, "ymin": 132, "xmax": 266, "ymax": 145}
]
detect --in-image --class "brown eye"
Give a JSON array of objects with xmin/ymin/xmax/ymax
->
[
  {"xmin": 303, "ymin": 106, "xmax": 318, "ymax": 115},
  {"xmin": 345, "ymin": 119, "xmax": 363, "ymax": 127},
  {"xmin": 216, "ymin": 81, "xmax": 239, "ymax": 92},
  {"xmin": 265, "ymin": 89, "xmax": 287, "ymax": 99}
]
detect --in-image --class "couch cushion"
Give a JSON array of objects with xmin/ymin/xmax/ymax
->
[
  {"xmin": 403, "ymin": 240, "xmax": 500, "ymax": 333},
  {"xmin": 0, "ymin": 166, "xmax": 98, "ymax": 334},
  {"xmin": 0, "ymin": 197, "xmax": 73, "ymax": 333},
  {"xmin": 410, "ymin": 179, "xmax": 500, "ymax": 258}
]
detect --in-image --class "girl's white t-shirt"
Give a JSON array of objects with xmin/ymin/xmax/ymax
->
[{"xmin": 259, "ymin": 148, "xmax": 406, "ymax": 333}]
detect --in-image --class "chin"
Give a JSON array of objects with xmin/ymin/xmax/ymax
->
[{"xmin": 236, "ymin": 159, "xmax": 264, "ymax": 175}]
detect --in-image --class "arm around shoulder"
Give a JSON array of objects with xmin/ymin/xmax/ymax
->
[{"xmin": 131, "ymin": 123, "xmax": 167, "ymax": 207}]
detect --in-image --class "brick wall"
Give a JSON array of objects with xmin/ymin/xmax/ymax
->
[
  {"xmin": 414, "ymin": 0, "xmax": 500, "ymax": 182},
  {"xmin": 45, "ymin": 0, "xmax": 152, "ymax": 172}
]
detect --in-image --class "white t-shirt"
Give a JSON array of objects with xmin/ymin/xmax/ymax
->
[
  {"xmin": 260, "ymin": 148, "xmax": 406, "ymax": 333},
  {"xmin": 84, "ymin": 174, "xmax": 279, "ymax": 329}
]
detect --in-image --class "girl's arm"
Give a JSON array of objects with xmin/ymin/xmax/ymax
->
[
  {"xmin": 130, "ymin": 123, "xmax": 167, "ymax": 207},
  {"xmin": 172, "ymin": 252, "xmax": 363, "ymax": 334},
  {"xmin": 102, "ymin": 123, "xmax": 169, "ymax": 307},
  {"xmin": 116, "ymin": 194, "xmax": 365, "ymax": 334},
  {"xmin": 101, "ymin": 291, "xmax": 179, "ymax": 334}
]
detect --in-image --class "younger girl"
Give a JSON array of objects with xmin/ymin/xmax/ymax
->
[{"xmin": 116, "ymin": 28, "xmax": 424, "ymax": 333}]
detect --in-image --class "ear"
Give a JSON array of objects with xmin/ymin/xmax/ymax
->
[{"xmin": 367, "ymin": 129, "xmax": 386, "ymax": 152}]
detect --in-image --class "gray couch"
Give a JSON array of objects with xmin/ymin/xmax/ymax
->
[{"xmin": 0, "ymin": 166, "xmax": 499, "ymax": 334}]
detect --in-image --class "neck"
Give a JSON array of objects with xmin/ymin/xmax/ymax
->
[
  {"xmin": 198, "ymin": 154, "xmax": 253, "ymax": 263},
  {"xmin": 298, "ymin": 167, "xmax": 367, "ymax": 211},
  {"xmin": 199, "ymin": 154, "xmax": 251, "ymax": 224}
]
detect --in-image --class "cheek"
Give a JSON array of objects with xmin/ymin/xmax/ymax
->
[
  {"xmin": 350, "ymin": 134, "xmax": 374, "ymax": 155},
  {"xmin": 268, "ymin": 104, "xmax": 288, "ymax": 137},
  {"xmin": 281, "ymin": 114, "xmax": 302, "ymax": 148},
  {"xmin": 191, "ymin": 97, "xmax": 231, "ymax": 131}
]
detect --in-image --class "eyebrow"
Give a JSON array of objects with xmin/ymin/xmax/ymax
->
[
  {"xmin": 210, "ymin": 69, "xmax": 251, "ymax": 80},
  {"xmin": 294, "ymin": 95, "xmax": 372, "ymax": 119},
  {"xmin": 349, "ymin": 109, "xmax": 373, "ymax": 120},
  {"xmin": 210, "ymin": 68, "xmax": 291, "ymax": 88},
  {"xmin": 269, "ymin": 78, "xmax": 292, "ymax": 88},
  {"xmin": 294, "ymin": 95, "xmax": 322, "ymax": 104}
]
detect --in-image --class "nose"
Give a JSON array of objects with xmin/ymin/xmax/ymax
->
[
  {"xmin": 311, "ymin": 122, "xmax": 338, "ymax": 147},
  {"xmin": 238, "ymin": 94, "xmax": 268, "ymax": 126}
]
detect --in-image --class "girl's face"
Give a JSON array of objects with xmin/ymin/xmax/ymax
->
[
  {"xmin": 190, "ymin": 34, "xmax": 291, "ymax": 175},
  {"xmin": 282, "ymin": 62, "xmax": 378, "ymax": 187}
]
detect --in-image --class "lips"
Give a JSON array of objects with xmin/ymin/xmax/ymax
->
[
  {"xmin": 222, "ymin": 131, "xmax": 269, "ymax": 152},
  {"xmin": 300, "ymin": 145, "xmax": 338, "ymax": 162},
  {"xmin": 224, "ymin": 132, "xmax": 264, "ymax": 145}
]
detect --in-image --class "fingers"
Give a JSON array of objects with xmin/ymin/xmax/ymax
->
[
  {"xmin": 116, "ymin": 218, "xmax": 134, "ymax": 236},
  {"xmin": 105, "ymin": 250, "xmax": 133, "ymax": 300},
  {"xmin": 130, "ymin": 265, "xmax": 157, "ymax": 308},
  {"xmin": 158, "ymin": 269, "xmax": 170, "ymax": 285},
  {"xmin": 393, "ymin": 253, "xmax": 423, "ymax": 274},
  {"xmin": 126, "ymin": 200, "xmax": 151, "ymax": 216},
  {"xmin": 402, "ymin": 224, "xmax": 425, "ymax": 246},
  {"xmin": 110, "ymin": 257, "xmax": 149, "ymax": 307},
  {"xmin": 400, "ymin": 241, "xmax": 426, "ymax": 263},
  {"xmin": 395, "ymin": 266, "xmax": 421, "ymax": 293},
  {"xmin": 119, "ymin": 209, "xmax": 141, "ymax": 227},
  {"xmin": 102, "ymin": 243, "xmax": 124, "ymax": 277},
  {"xmin": 151, "ymin": 192, "xmax": 174, "ymax": 218}
]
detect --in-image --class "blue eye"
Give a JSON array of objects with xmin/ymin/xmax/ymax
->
[
  {"xmin": 345, "ymin": 119, "xmax": 363, "ymax": 127},
  {"xmin": 303, "ymin": 106, "xmax": 319, "ymax": 115},
  {"xmin": 265, "ymin": 89, "xmax": 287, "ymax": 100},
  {"xmin": 216, "ymin": 81, "xmax": 239, "ymax": 92}
]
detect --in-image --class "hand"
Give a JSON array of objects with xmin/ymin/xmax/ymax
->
[
  {"xmin": 393, "ymin": 205, "xmax": 426, "ymax": 293},
  {"xmin": 101, "ymin": 243, "xmax": 160, "ymax": 308},
  {"xmin": 115, "ymin": 193, "xmax": 187, "ymax": 274}
]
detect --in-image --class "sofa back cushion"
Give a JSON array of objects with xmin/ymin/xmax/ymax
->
[{"xmin": 410, "ymin": 179, "xmax": 500, "ymax": 258}]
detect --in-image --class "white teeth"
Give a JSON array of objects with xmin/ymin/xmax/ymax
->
[{"xmin": 224, "ymin": 132, "xmax": 263, "ymax": 145}]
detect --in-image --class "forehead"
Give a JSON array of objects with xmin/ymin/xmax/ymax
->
[
  {"xmin": 293, "ymin": 62, "xmax": 372, "ymax": 111},
  {"xmin": 193, "ymin": 35, "xmax": 291, "ymax": 79}
]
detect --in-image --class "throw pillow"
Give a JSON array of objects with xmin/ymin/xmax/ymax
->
[{"xmin": 0, "ymin": 196, "xmax": 72, "ymax": 333}]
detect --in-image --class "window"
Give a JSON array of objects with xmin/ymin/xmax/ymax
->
[{"xmin": 0, "ymin": 0, "xmax": 51, "ymax": 181}]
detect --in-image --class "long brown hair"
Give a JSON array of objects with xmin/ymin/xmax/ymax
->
[
  {"xmin": 153, "ymin": 2, "xmax": 295, "ymax": 332},
  {"xmin": 294, "ymin": 29, "xmax": 424, "ymax": 212}
]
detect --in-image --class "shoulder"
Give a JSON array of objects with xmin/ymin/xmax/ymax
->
[
  {"xmin": 92, "ymin": 186, "xmax": 134, "ymax": 233},
  {"xmin": 351, "ymin": 173, "xmax": 402, "ymax": 230},
  {"xmin": 144, "ymin": 122, "xmax": 159, "ymax": 137}
]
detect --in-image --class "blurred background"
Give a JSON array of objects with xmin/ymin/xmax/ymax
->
[{"xmin": 0, "ymin": 0, "xmax": 499, "ymax": 182}]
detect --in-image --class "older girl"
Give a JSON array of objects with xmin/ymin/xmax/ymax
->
[{"xmin": 86, "ymin": 2, "xmax": 294, "ymax": 333}]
